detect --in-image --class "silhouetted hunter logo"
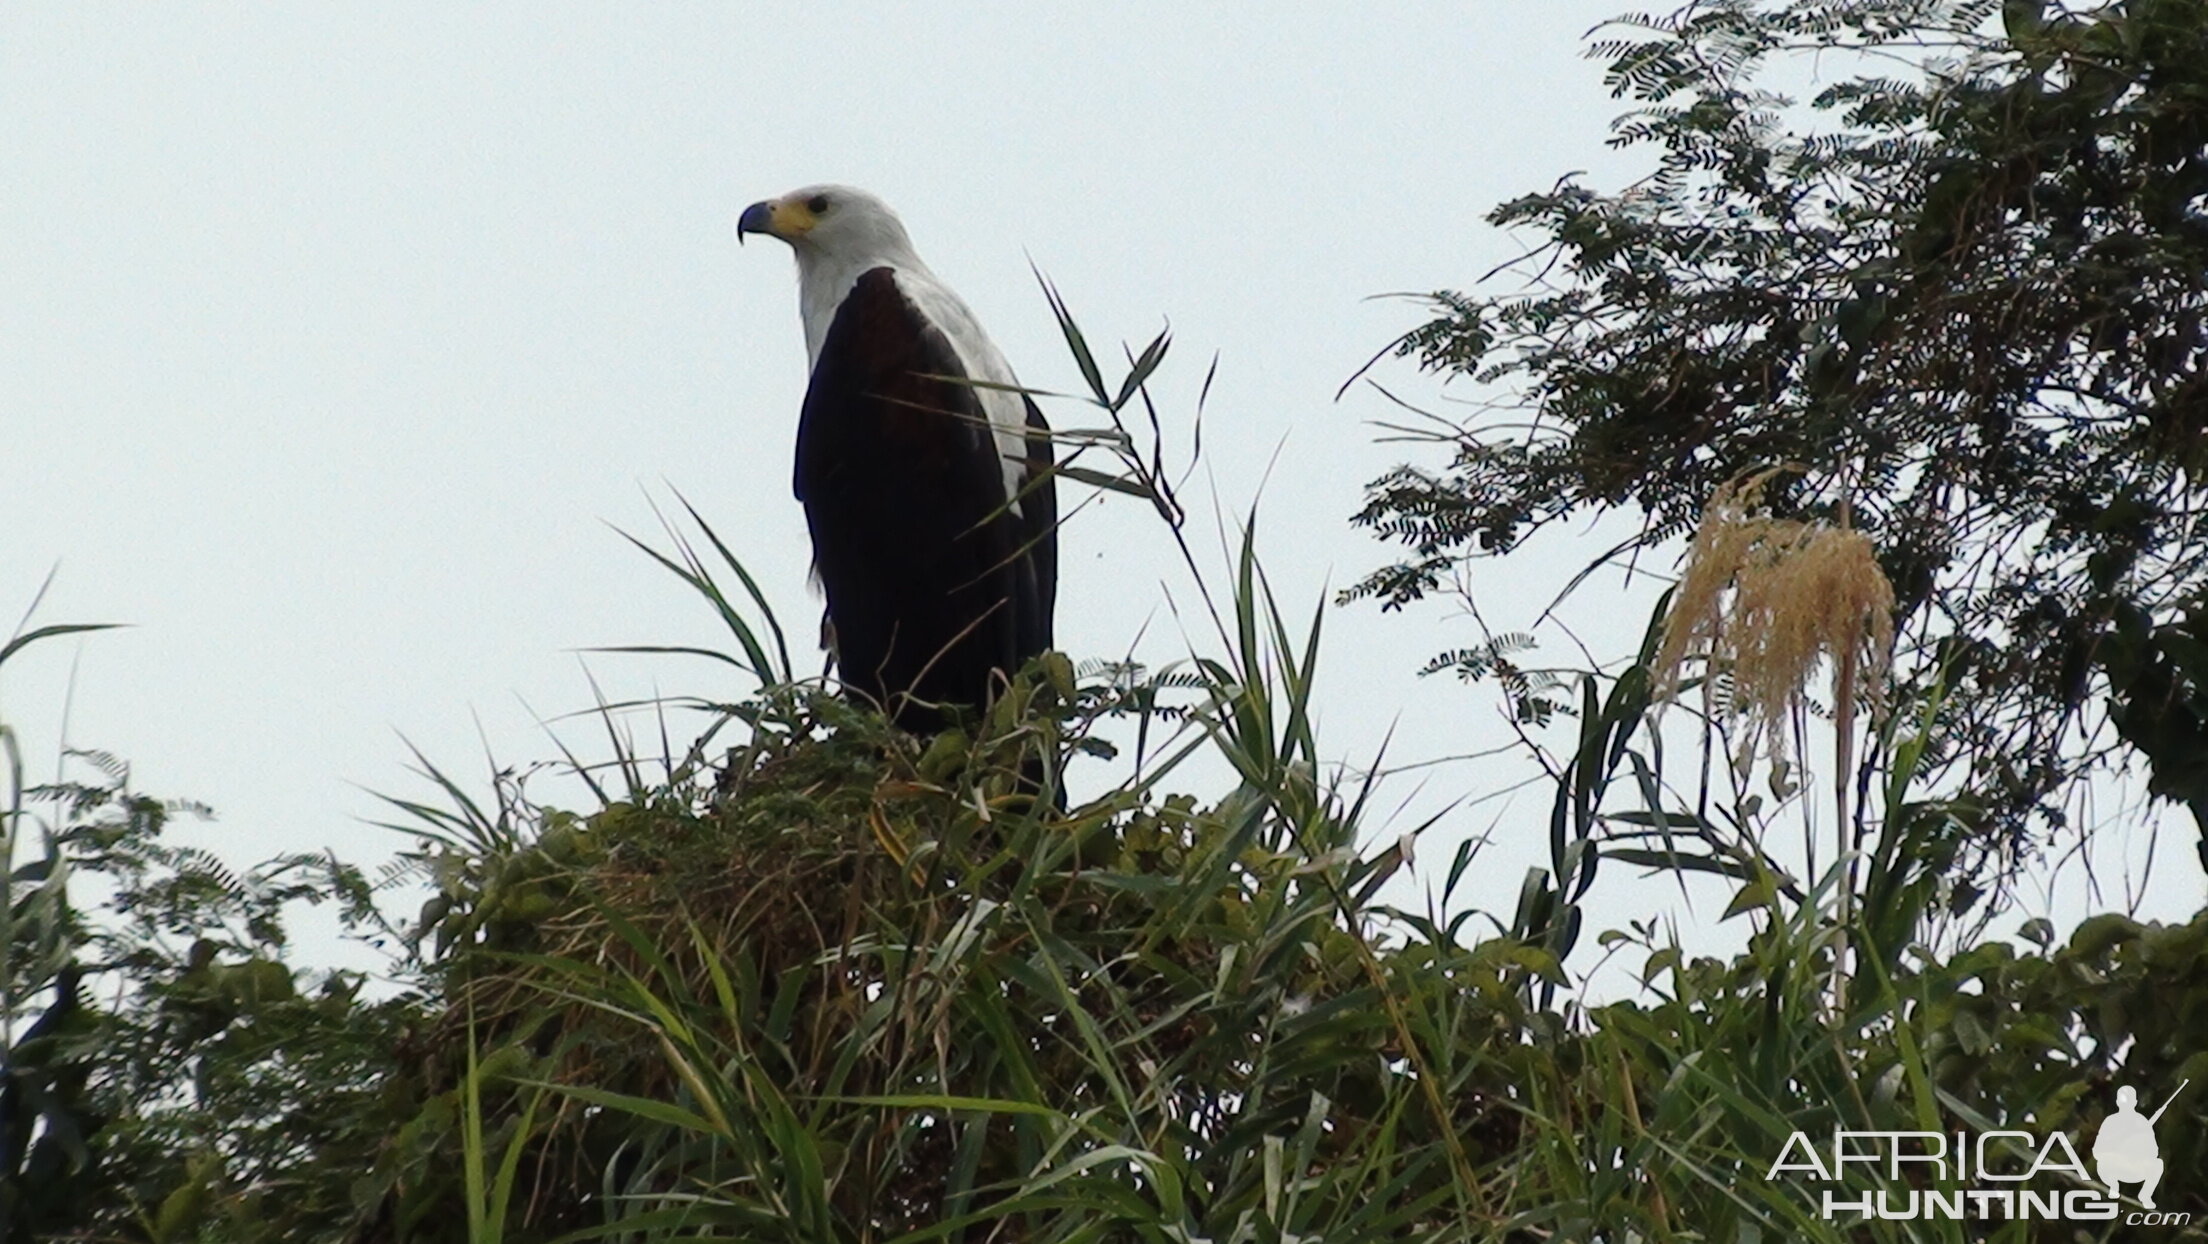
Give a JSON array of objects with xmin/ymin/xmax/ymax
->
[
  {"xmin": 2095, "ymin": 1081, "xmax": 2186, "ymax": 1210},
  {"xmin": 1766, "ymin": 1076, "xmax": 2193, "ymax": 1226}
]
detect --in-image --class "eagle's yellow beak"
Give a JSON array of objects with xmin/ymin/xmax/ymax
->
[{"xmin": 736, "ymin": 196, "xmax": 817, "ymax": 244}]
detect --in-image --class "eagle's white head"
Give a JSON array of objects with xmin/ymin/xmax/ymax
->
[
  {"xmin": 738, "ymin": 185, "xmax": 938, "ymax": 365},
  {"xmin": 736, "ymin": 184, "xmax": 919, "ymax": 262}
]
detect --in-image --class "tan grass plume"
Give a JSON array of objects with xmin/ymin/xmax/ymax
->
[{"xmin": 1654, "ymin": 467, "xmax": 1896, "ymax": 759}]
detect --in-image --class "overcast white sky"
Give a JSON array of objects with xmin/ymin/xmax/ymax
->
[{"xmin": 4, "ymin": 4, "xmax": 2197, "ymax": 972}]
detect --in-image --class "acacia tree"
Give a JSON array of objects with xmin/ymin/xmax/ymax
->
[{"xmin": 1352, "ymin": 0, "xmax": 2208, "ymax": 871}]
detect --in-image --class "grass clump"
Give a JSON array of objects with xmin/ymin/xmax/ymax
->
[{"xmin": 356, "ymin": 637, "xmax": 1538, "ymax": 1242}]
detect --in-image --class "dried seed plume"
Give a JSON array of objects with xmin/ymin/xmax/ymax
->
[{"xmin": 1655, "ymin": 468, "xmax": 1896, "ymax": 759}]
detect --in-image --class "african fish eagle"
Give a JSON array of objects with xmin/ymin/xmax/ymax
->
[{"xmin": 738, "ymin": 185, "xmax": 1057, "ymax": 731}]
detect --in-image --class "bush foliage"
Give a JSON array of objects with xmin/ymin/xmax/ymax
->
[
  {"xmin": 6, "ymin": 570, "xmax": 2204, "ymax": 1241},
  {"xmin": 1350, "ymin": 0, "xmax": 2208, "ymax": 869}
]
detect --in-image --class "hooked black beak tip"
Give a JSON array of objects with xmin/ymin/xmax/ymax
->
[{"xmin": 736, "ymin": 200, "xmax": 774, "ymax": 244}]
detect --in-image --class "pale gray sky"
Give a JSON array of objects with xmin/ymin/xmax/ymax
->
[{"xmin": 5, "ymin": 4, "xmax": 2196, "ymax": 963}]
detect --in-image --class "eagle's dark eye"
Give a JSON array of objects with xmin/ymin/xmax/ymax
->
[{"xmin": 807, "ymin": 194, "xmax": 831, "ymax": 214}]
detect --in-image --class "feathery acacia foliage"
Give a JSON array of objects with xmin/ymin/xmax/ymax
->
[{"xmin": 1350, "ymin": 0, "xmax": 2208, "ymax": 871}]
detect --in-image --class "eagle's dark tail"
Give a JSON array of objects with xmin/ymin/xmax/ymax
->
[{"xmin": 1020, "ymin": 750, "xmax": 1068, "ymax": 815}]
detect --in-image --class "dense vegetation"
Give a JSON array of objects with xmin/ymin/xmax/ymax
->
[
  {"xmin": 6, "ymin": 1, "xmax": 2206, "ymax": 1240},
  {"xmin": 8, "ymin": 576, "xmax": 2205, "ymax": 1241},
  {"xmin": 1353, "ymin": 0, "xmax": 2208, "ymax": 875}
]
